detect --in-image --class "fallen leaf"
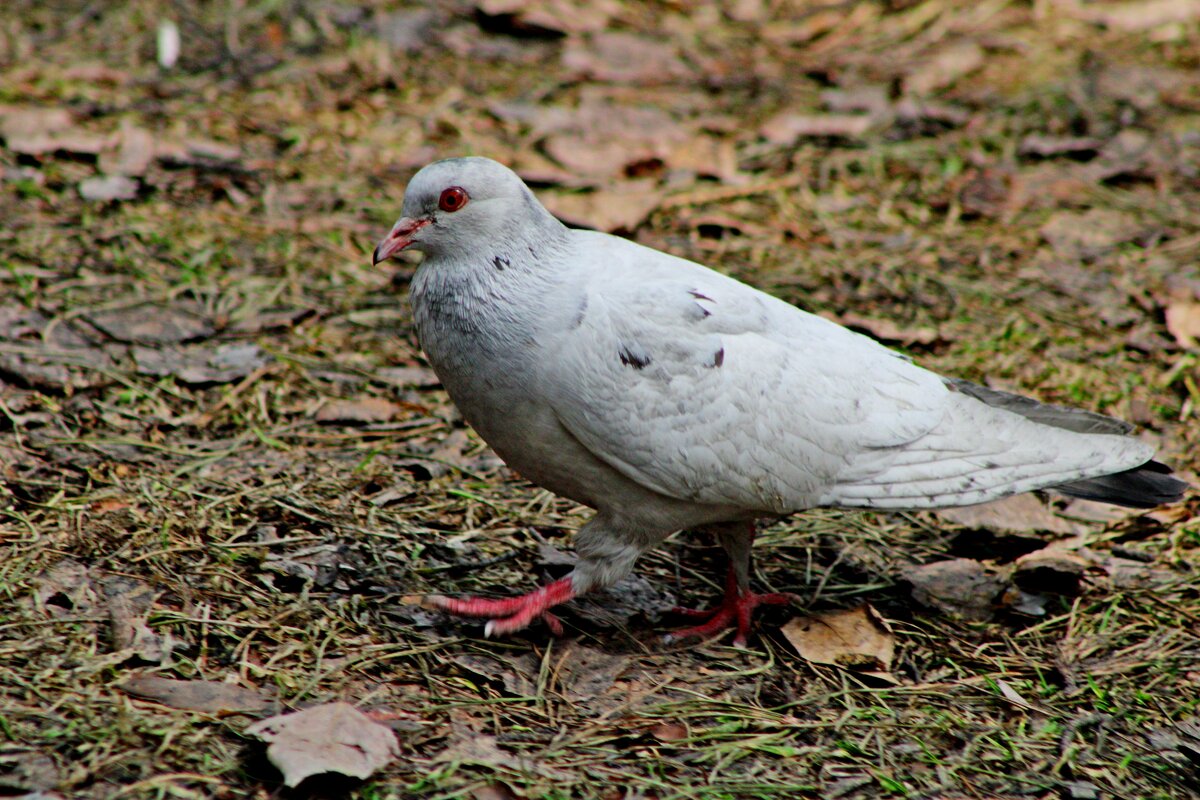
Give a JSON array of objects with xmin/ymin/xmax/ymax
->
[
  {"xmin": 821, "ymin": 85, "xmax": 891, "ymax": 116},
  {"xmin": 831, "ymin": 311, "xmax": 941, "ymax": 346},
  {"xmin": 374, "ymin": 8, "xmax": 442, "ymax": 52},
  {"xmin": 994, "ymin": 677, "xmax": 1037, "ymax": 711},
  {"xmin": 434, "ymin": 729, "xmax": 571, "ymax": 781},
  {"xmin": 374, "ymin": 366, "xmax": 441, "ymax": 388},
  {"xmin": 903, "ymin": 41, "xmax": 985, "ymax": 96},
  {"xmin": 1072, "ymin": 0, "xmax": 1200, "ymax": 32},
  {"xmin": 120, "ymin": 675, "xmax": 276, "ymax": 714},
  {"xmin": 1165, "ymin": 300, "xmax": 1200, "ymax": 348},
  {"xmin": 553, "ymin": 643, "xmax": 629, "ymax": 702},
  {"xmin": 0, "ymin": 750, "xmax": 61, "ymax": 793},
  {"xmin": 904, "ymin": 559, "xmax": 1004, "ymax": 621},
  {"xmin": 667, "ymin": 135, "xmax": 743, "ymax": 183},
  {"xmin": 99, "ymin": 122, "xmax": 157, "ymax": 177},
  {"xmin": 781, "ymin": 604, "xmax": 897, "ymax": 683},
  {"xmin": 471, "ymin": 785, "xmax": 521, "ymax": 800},
  {"xmin": 1095, "ymin": 64, "xmax": 1191, "ymax": 110},
  {"xmin": 246, "ymin": 703, "xmax": 398, "ymax": 787},
  {"xmin": 1018, "ymin": 134, "xmax": 1105, "ymax": 159},
  {"xmin": 542, "ymin": 181, "xmax": 664, "ymax": 233},
  {"xmin": 541, "ymin": 108, "xmax": 686, "ymax": 181},
  {"xmin": 261, "ymin": 543, "xmax": 354, "ymax": 589},
  {"xmin": 78, "ymin": 174, "xmax": 139, "ymax": 202},
  {"xmin": 0, "ymin": 106, "xmax": 110, "ymax": 157},
  {"xmin": 650, "ymin": 722, "xmax": 689, "ymax": 742},
  {"xmin": 450, "ymin": 652, "xmax": 539, "ymax": 696},
  {"xmin": 561, "ymin": 32, "xmax": 692, "ymax": 84},
  {"xmin": 937, "ymin": 493, "xmax": 1082, "ymax": 536},
  {"xmin": 956, "ymin": 167, "xmax": 1013, "ymax": 219},
  {"xmin": 227, "ymin": 307, "xmax": 313, "ymax": 334},
  {"xmin": 475, "ymin": 0, "xmax": 620, "ymax": 35},
  {"xmin": 33, "ymin": 559, "xmax": 99, "ymax": 617},
  {"xmin": 103, "ymin": 576, "xmax": 175, "ymax": 663},
  {"xmin": 1103, "ymin": 555, "xmax": 1180, "ymax": 590},
  {"xmin": 87, "ymin": 304, "xmax": 214, "ymax": 344},
  {"xmin": 1006, "ymin": 162, "xmax": 1101, "ymax": 213},
  {"xmin": 1012, "ymin": 547, "xmax": 1089, "ymax": 596},
  {"xmin": 133, "ymin": 343, "xmax": 270, "ymax": 385},
  {"xmin": 1039, "ymin": 209, "xmax": 1145, "ymax": 261},
  {"xmin": 315, "ymin": 397, "xmax": 407, "ymax": 424},
  {"xmin": 760, "ymin": 113, "xmax": 877, "ymax": 144}
]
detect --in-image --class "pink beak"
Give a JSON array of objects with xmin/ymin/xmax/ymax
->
[{"xmin": 372, "ymin": 217, "xmax": 430, "ymax": 264}]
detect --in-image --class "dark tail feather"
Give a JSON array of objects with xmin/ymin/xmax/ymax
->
[{"xmin": 1053, "ymin": 460, "xmax": 1189, "ymax": 509}]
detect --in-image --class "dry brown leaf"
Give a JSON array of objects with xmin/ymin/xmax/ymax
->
[
  {"xmin": 781, "ymin": 604, "xmax": 897, "ymax": 683},
  {"xmin": 1012, "ymin": 547, "xmax": 1089, "ymax": 596},
  {"xmin": 1165, "ymin": 300, "xmax": 1200, "ymax": 348},
  {"xmin": 650, "ymin": 722, "xmax": 689, "ymax": 742},
  {"xmin": 0, "ymin": 749, "xmax": 61, "ymax": 794},
  {"xmin": 561, "ymin": 32, "xmax": 692, "ymax": 85},
  {"xmin": 120, "ymin": 675, "xmax": 275, "ymax": 714},
  {"xmin": 667, "ymin": 135, "xmax": 742, "ymax": 183},
  {"xmin": 904, "ymin": 559, "xmax": 1004, "ymax": 621},
  {"xmin": 87, "ymin": 303, "xmax": 214, "ymax": 344},
  {"xmin": 821, "ymin": 85, "xmax": 891, "ymax": 116},
  {"xmin": 1095, "ymin": 65, "xmax": 1191, "ymax": 110},
  {"xmin": 315, "ymin": 396, "xmax": 407, "ymax": 424},
  {"xmin": 1006, "ymin": 162, "xmax": 1100, "ymax": 213},
  {"xmin": 471, "ymin": 785, "xmax": 521, "ymax": 800},
  {"xmin": 0, "ymin": 106, "xmax": 108, "ymax": 157},
  {"xmin": 133, "ymin": 343, "xmax": 270, "ymax": 386},
  {"xmin": 32, "ymin": 559, "xmax": 100, "ymax": 617},
  {"xmin": 903, "ymin": 41, "xmax": 985, "ymax": 96},
  {"xmin": 461, "ymin": 653, "xmax": 539, "ymax": 696},
  {"xmin": 99, "ymin": 122, "xmax": 157, "ymax": 177},
  {"xmin": 502, "ymin": 93, "xmax": 692, "ymax": 182},
  {"xmin": 937, "ymin": 493, "xmax": 1083, "ymax": 536},
  {"xmin": 541, "ymin": 181, "xmax": 664, "ymax": 233},
  {"xmin": 375, "ymin": 366, "xmax": 441, "ymax": 388},
  {"xmin": 1072, "ymin": 0, "xmax": 1200, "ymax": 31},
  {"xmin": 1018, "ymin": 135, "xmax": 1104, "ymax": 159},
  {"xmin": 553, "ymin": 643, "xmax": 629, "ymax": 702},
  {"xmin": 435, "ymin": 730, "xmax": 572, "ymax": 781},
  {"xmin": 78, "ymin": 175, "xmax": 139, "ymax": 202},
  {"xmin": 1103, "ymin": 556, "xmax": 1180, "ymax": 590},
  {"xmin": 1057, "ymin": 498, "xmax": 1141, "ymax": 524},
  {"xmin": 994, "ymin": 677, "xmax": 1037, "ymax": 711},
  {"xmin": 246, "ymin": 703, "xmax": 398, "ymax": 787},
  {"xmin": 1039, "ymin": 209, "xmax": 1145, "ymax": 260},
  {"xmin": 0, "ymin": 106, "xmax": 72, "ymax": 138},
  {"xmin": 476, "ymin": 0, "xmax": 621, "ymax": 35},
  {"xmin": 103, "ymin": 576, "xmax": 173, "ymax": 663},
  {"xmin": 829, "ymin": 311, "xmax": 941, "ymax": 346},
  {"xmin": 760, "ymin": 113, "xmax": 876, "ymax": 144},
  {"xmin": 957, "ymin": 167, "xmax": 1013, "ymax": 219}
]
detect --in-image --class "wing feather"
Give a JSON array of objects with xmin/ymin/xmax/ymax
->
[{"xmin": 538, "ymin": 232, "xmax": 1151, "ymax": 514}]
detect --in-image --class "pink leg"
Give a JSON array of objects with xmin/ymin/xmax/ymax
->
[
  {"xmin": 665, "ymin": 565, "xmax": 795, "ymax": 647},
  {"xmin": 424, "ymin": 577, "xmax": 576, "ymax": 637}
]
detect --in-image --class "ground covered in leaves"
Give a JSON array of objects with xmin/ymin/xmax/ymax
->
[{"xmin": 2, "ymin": 1, "xmax": 1200, "ymax": 798}]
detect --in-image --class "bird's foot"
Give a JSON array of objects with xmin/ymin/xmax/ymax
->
[
  {"xmin": 665, "ymin": 587, "xmax": 796, "ymax": 647},
  {"xmin": 424, "ymin": 576, "xmax": 576, "ymax": 637}
]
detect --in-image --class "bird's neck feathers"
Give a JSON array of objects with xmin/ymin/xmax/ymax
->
[{"xmin": 409, "ymin": 215, "xmax": 571, "ymax": 343}]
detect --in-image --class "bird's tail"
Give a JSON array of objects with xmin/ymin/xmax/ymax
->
[{"xmin": 1052, "ymin": 459, "xmax": 1188, "ymax": 509}]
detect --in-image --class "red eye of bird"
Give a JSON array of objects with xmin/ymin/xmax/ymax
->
[{"xmin": 438, "ymin": 186, "xmax": 469, "ymax": 213}]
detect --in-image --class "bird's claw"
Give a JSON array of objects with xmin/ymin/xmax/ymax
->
[{"xmin": 424, "ymin": 577, "xmax": 576, "ymax": 637}]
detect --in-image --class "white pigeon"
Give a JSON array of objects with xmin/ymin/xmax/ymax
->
[{"xmin": 373, "ymin": 156, "xmax": 1186, "ymax": 645}]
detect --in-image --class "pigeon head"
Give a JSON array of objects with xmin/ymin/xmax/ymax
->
[{"xmin": 373, "ymin": 157, "xmax": 558, "ymax": 264}]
